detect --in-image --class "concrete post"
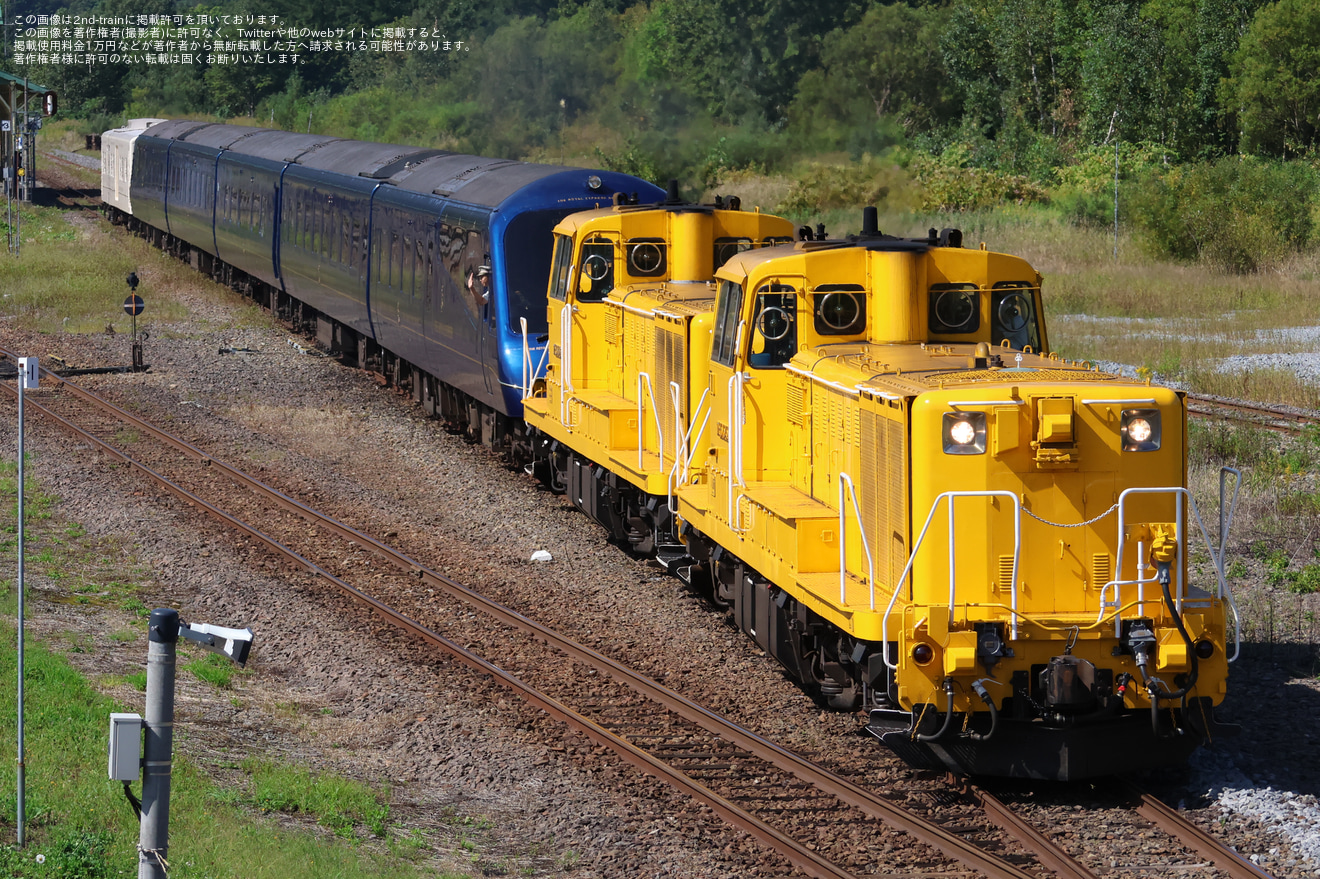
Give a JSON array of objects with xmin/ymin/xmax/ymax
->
[{"xmin": 139, "ymin": 609, "xmax": 179, "ymax": 879}]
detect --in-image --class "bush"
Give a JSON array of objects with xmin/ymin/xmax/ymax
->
[
  {"xmin": 907, "ymin": 147, "xmax": 1047, "ymax": 211},
  {"xmin": 776, "ymin": 158, "xmax": 917, "ymax": 217},
  {"xmin": 1126, "ymin": 157, "xmax": 1320, "ymax": 272}
]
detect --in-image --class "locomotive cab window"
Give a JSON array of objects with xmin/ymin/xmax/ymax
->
[
  {"xmin": 929, "ymin": 283, "xmax": 980, "ymax": 335},
  {"xmin": 549, "ymin": 234, "xmax": 573, "ymax": 302},
  {"xmin": 812, "ymin": 284, "xmax": 867, "ymax": 336},
  {"xmin": 714, "ymin": 237, "xmax": 752, "ymax": 269},
  {"xmin": 748, "ymin": 284, "xmax": 797, "ymax": 369},
  {"xmin": 711, "ymin": 279, "xmax": 746, "ymax": 367},
  {"xmin": 578, "ymin": 235, "xmax": 615, "ymax": 302},
  {"xmin": 626, "ymin": 237, "xmax": 667, "ymax": 277},
  {"xmin": 991, "ymin": 281, "xmax": 1040, "ymax": 351}
]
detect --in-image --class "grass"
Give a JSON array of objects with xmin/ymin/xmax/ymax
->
[
  {"xmin": 184, "ymin": 650, "xmax": 241, "ymax": 688},
  {"xmin": 237, "ymin": 758, "xmax": 391, "ymax": 839},
  {"xmin": 1187, "ymin": 421, "xmax": 1320, "ymax": 654}
]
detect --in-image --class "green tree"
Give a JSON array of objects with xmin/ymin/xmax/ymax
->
[
  {"xmin": 787, "ymin": 3, "xmax": 952, "ymax": 153},
  {"xmin": 1226, "ymin": 0, "xmax": 1320, "ymax": 156},
  {"xmin": 1193, "ymin": 0, "xmax": 1267, "ymax": 155}
]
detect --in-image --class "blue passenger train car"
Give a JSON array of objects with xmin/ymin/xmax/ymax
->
[{"xmin": 109, "ymin": 119, "xmax": 663, "ymax": 450}]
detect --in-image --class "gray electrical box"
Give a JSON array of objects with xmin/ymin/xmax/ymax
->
[{"xmin": 108, "ymin": 713, "xmax": 142, "ymax": 781}]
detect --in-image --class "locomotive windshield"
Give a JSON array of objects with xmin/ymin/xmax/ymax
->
[
  {"xmin": 991, "ymin": 281, "xmax": 1040, "ymax": 350},
  {"xmin": 504, "ymin": 210, "xmax": 566, "ymax": 334}
]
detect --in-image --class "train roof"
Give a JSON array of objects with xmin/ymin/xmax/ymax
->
[
  {"xmin": 138, "ymin": 119, "xmax": 613, "ymax": 209},
  {"xmin": 389, "ymin": 153, "xmax": 593, "ymax": 204},
  {"xmin": 142, "ymin": 120, "xmax": 337, "ymax": 160}
]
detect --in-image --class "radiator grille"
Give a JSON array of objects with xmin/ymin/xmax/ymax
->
[
  {"xmin": 861, "ymin": 407, "xmax": 908, "ymax": 587},
  {"xmin": 654, "ymin": 322, "xmax": 688, "ymax": 467}
]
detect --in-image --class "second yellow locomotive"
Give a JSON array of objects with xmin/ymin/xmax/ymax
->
[{"xmin": 525, "ymin": 202, "xmax": 1239, "ymax": 780}]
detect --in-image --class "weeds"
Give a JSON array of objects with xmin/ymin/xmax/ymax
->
[{"xmin": 240, "ymin": 759, "xmax": 391, "ymax": 839}]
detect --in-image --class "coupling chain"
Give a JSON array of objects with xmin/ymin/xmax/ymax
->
[{"xmin": 1022, "ymin": 501, "xmax": 1119, "ymax": 529}]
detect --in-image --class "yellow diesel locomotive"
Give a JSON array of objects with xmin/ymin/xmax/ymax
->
[{"xmin": 524, "ymin": 204, "xmax": 1240, "ymax": 780}]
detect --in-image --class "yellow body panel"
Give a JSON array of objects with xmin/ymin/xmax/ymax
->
[
  {"xmin": 525, "ymin": 201, "xmax": 796, "ymax": 497},
  {"xmin": 676, "ymin": 238, "xmax": 1230, "ymax": 715}
]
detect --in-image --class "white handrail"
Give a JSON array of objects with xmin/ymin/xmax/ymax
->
[
  {"xmin": 837, "ymin": 472, "xmax": 877, "ymax": 610},
  {"xmin": 726, "ymin": 365, "xmax": 748, "ymax": 533},
  {"xmin": 636, "ymin": 372, "xmax": 666, "ymax": 473},
  {"xmin": 521, "ymin": 316, "xmax": 530, "ymax": 399},
  {"xmin": 670, "ymin": 380, "xmax": 684, "ymax": 474},
  {"xmin": 668, "ymin": 388, "xmax": 711, "ymax": 514},
  {"xmin": 882, "ymin": 490, "xmax": 1022, "ymax": 670},
  {"xmin": 1115, "ymin": 485, "xmax": 1239, "ymax": 662},
  {"xmin": 558, "ymin": 305, "xmax": 576, "ymax": 429},
  {"xmin": 519, "ymin": 317, "xmax": 549, "ymax": 400}
]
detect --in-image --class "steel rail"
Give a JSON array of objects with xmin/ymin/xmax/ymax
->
[
  {"xmin": 1128, "ymin": 782, "xmax": 1275, "ymax": 879},
  {"xmin": 14, "ymin": 360, "xmax": 1040, "ymax": 879},
  {"xmin": 3, "ymin": 381, "xmax": 864, "ymax": 879},
  {"xmin": 962, "ymin": 783, "xmax": 1098, "ymax": 879},
  {"xmin": 1186, "ymin": 392, "xmax": 1318, "ymax": 437}
]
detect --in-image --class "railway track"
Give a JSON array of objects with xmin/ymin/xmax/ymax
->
[
  {"xmin": 1186, "ymin": 392, "xmax": 1320, "ymax": 436},
  {"xmin": 0, "ymin": 352, "xmax": 1280, "ymax": 878}
]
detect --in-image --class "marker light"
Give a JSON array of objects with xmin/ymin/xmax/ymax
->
[
  {"xmin": 912, "ymin": 643, "xmax": 935, "ymax": 665},
  {"xmin": 942, "ymin": 411, "xmax": 986, "ymax": 455},
  {"xmin": 1121, "ymin": 408, "xmax": 1162, "ymax": 451},
  {"xmin": 586, "ymin": 174, "xmax": 603, "ymax": 191}
]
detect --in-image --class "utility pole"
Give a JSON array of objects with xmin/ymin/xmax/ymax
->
[{"xmin": 14, "ymin": 356, "xmax": 37, "ymax": 847}]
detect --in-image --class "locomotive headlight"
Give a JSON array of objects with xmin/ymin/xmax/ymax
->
[
  {"xmin": 942, "ymin": 411, "xmax": 986, "ymax": 455},
  {"xmin": 1121, "ymin": 408, "xmax": 1161, "ymax": 451}
]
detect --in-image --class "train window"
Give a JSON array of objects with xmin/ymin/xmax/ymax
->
[
  {"xmin": 626, "ymin": 238, "xmax": 666, "ymax": 277},
  {"xmin": 749, "ymin": 284, "xmax": 797, "ymax": 369},
  {"xmin": 711, "ymin": 280, "xmax": 745, "ymax": 367},
  {"xmin": 415, "ymin": 238, "xmax": 425, "ymax": 296},
  {"xmin": 549, "ymin": 234, "xmax": 573, "ymax": 302},
  {"xmin": 991, "ymin": 282, "xmax": 1040, "ymax": 350},
  {"xmin": 311, "ymin": 197, "xmax": 319, "ymax": 253},
  {"xmin": 390, "ymin": 231, "xmax": 400, "ymax": 289},
  {"xmin": 404, "ymin": 235, "xmax": 414, "ymax": 292},
  {"xmin": 578, "ymin": 235, "xmax": 615, "ymax": 302},
  {"xmin": 373, "ymin": 229, "xmax": 383, "ymax": 284},
  {"xmin": 812, "ymin": 284, "xmax": 867, "ymax": 336},
  {"xmin": 929, "ymin": 283, "xmax": 980, "ymax": 334},
  {"xmin": 714, "ymin": 237, "xmax": 752, "ymax": 268},
  {"xmin": 352, "ymin": 219, "xmax": 363, "ymax": 270}
]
